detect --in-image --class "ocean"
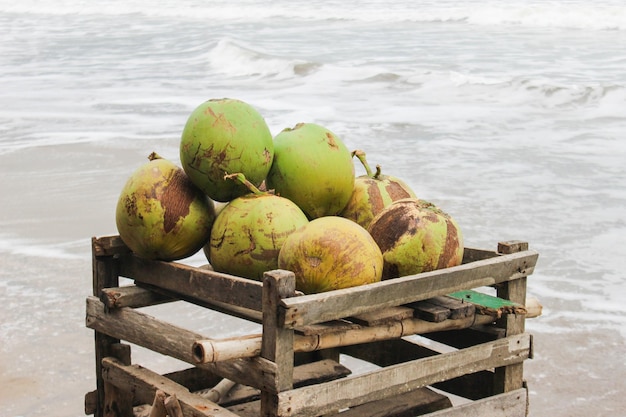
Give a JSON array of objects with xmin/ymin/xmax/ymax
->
[{"xmin": 1, "ymin": 0, "xmax": 625, "ymax": 415}]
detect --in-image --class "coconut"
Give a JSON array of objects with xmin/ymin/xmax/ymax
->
[
  {"xmin": 115, "ymin": 152, "xmax": 215, "ymax": 261},
  {"xmin": 367, "ymin": 198, "xmax": 463, "ymax": 279},
  {"xmin": 206, "ymin": 173, "xmax": 309, "ymax": 281},
  {"xmin": 340, "ymin": 150, "xmax": 416, "ymax": 229},
  {"xmin": 266, "ymin": 123, "xmax": 354, "ymax": 219},
  {"xmin": 278, "ymin": 216, "xmax": 383, "ymax": 294},
  {"xmin": 179, "ymin": 98, "xmax": 274, "ymax": 202}
]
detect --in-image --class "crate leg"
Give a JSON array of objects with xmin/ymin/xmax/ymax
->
[
  {"xmin": 92, "ymin": 237, "xmax": 121, "ymax": 417},
  {"xmin": 103, "ymin": 343, "xmax": 133, "ymax": 417},
  {"xmin": 260, "ymin": 270, "xmax": 296, "ymax": 417},
  {"xmin": 494, "ymin": 241, "xmax": 528, "ymax": 397}
]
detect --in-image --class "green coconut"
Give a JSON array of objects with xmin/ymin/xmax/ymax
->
[
  {"xmin": 367, "ymin": 198, "xmax": 463, "ymax": 279},
  {"xmin": 115, "ymin": 152, "xmax": 215, "ymax": 261},
  {"xmin": 179, "ymin": 98, "xmax": 274, "ymax": 202},
  {"xmin": 340, "ymin": 150, "xmax": 417, "ymax": 229},
  {"xmin": 206, "ymin": 173, "xmax": 309, "ymax": 281},
  {"xmin": 266, "ymin": 123, "xmax": 355, "ymax": 219},
  {"xmin": 278, "ymin": 216, "xmax": 383, "ymax": 294}
]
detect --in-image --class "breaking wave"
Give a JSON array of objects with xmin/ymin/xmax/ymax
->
[{"xmin": 206, "ymin": 38, "xmax": 321, "ymax": 79}]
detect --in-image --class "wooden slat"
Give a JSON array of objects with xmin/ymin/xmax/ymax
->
[
  {"xmin": 461, "ymin": 247, "xmax": 499, "ymax": 263},
  {"xmin": 260, "ymin": 271, "xmax": 296, "ymax": 417},
  {"xmin": 280, "ymin": 250, "xmax": 538, "ymax": 328},
  {"xmin": 219, "ymin": 359, "xmax": 351, "ymax": 407},
  {"xmin": 494, "ymin": 242, "xmax": 530, "ymax": 394},
  {"xmin": 138, "ymin": 283, "xmax": 263, "ymax": 323},
  {"xmin": 230, "ymin": 387, "xmax": 452, "ymax": 417},
  {"xmin": 93, "ymin": 235, "xmax": 131, "ymax": 257},
  {"xmin": 275, "ymin": 333, "xmax": 531, "ymax": 417},
  {"xmin": 408, "ymin": 300, "xmax": 451, "ymax": 322},
  {"xmin": 92, "ymin": 237, "xmax": 122, "ymax": 417},
  {"xmin": 420, "ymin": 388, "xmax": 527, "ymax": 417},
  {"xmin": 428, "ymin": 296, "xmax": 475, "ymax": 319},
  {"xmin": 101, "ymin": 285, "xmax": 174, "ymax": 309},
  {"xmin": 104, "ymin": 343, "xmax": 133, "ymax": 417},
  {"xmin": 329, "ymin": 387, "xmax": 452, "ymax": 417},
  {"xmin": 86, "ymin": 297, "xmax": 273, "ymax": 389},
  {"xmin": 101, "ymin": 357, "xmax": 240, "ymax": 417},
  {"xmin": 296, "ymin": 320, "xmax": 361, "ymax": 336},
  {"xmin": 118, "ymin": 253, "xmax": 264, "ymax": 313},
  {"xmin": 349, "ymin": 306, "xmax": 415, "ymax": 326}
]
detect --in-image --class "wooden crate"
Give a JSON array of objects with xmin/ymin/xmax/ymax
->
[{"xmin": 85, "ymin": 236, "xmax": 539, "ymax": 417}]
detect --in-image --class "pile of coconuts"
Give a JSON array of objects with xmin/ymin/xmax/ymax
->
[{"xmin": 115, "ymin": 98, "xmax": 464, "ymax": 294}]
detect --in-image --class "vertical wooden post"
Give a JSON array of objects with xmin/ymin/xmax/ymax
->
[
  {"xmin": 260, "ymin": 270, "xmax": 296, "ymax": 417},
  {"xmin": 103, "ymin": 343, "xmax": 133, "ymax": 417},
  {"xmin": 494, "ymin": 241, "xmax": 528, "ymax": 395},
  {"xmin": 92, "ymin": 237, "xmax": 122, "ymax": 417}
]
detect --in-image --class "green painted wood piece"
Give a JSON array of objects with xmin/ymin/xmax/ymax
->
[{"xmin": 448, "ymin": 290, "xmax": 527, "ymax": 318}]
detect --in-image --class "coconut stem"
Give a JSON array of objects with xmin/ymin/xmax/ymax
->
[
  {"xmin": 374, "ymin": 164, "xmax": 383, "ymax": 179},
  {"xmin": 148, "ymin": 152, "xmax": 162, "ymax": 161},
  {"xmin": 352, "ymin": 149, "xmax": 375, "ymax": 178},
  {"xmin": 224, "ymin": 172, "xmax": 264, "ymax": 196}
]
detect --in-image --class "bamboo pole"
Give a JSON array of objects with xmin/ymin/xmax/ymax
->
[
  {"xmin": 195, "ymin": 378, "xmax": 238, "ymax": 403},
  {"xmin": 193, "ymin": 313, "xmax": 497, "ymax": 363}
]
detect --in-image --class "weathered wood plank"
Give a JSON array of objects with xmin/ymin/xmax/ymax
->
[
  {"xmin": 419, "ymin": 388, "xmax": 527, "ymax": 417},
  {"xmin": 219, "ymin": 359, "xmax": 351, "ymax": 407},
  {"xmin": 428, "ymin": 296, "xmax": 476, "ymax": 320},
  {"xmin": 103, "ymin": 343, "xmax": 133, "ymax": 417},
  {"xmin": 101, "ymin": 285, "xmax": 174, "ymax": 309},
  {"xmin": 101, "ymin": 357, "xmax": 240, "ymax": 417},
  {"xmin": 275, "ymin": 333, "xmax": 531, "ymax": 417},
  {"xmin": 342, "ymin": 337, "xmax": 498, "ymax": 401},
  {"xmin": 92, "ymin": 237, "xmax": 122, "ymax": 417},
  {"xmin": 349, "ymin": 306, "xmax": 415, "ymax": 326},
  {"xmin": 494, "ymin": 242, "xmax": 530, "ymax": 394},
  {"xmin": 461, "ymin": 247, "xmax": 499, "ymax": 263},
  {"xmin": 226, "ymin": 387, "xmax": 452, "ymax": 417},
  {"xmin": 408, "ymin": 300, "xmax": 451, "ymax": 322},
  {"xmin": 86, "ymin": 297, "xmax": 273, "ymax": 389},
  {"xmin": 260, "ymin": 270, "xmax": 296, "ymax": 417},
  {"xmin": 138, "ymin": 283, "xmax": 263, "ymax": 323},
  {"xmin": 296, "ymin": 320, "xmax": 361, "ymax": 336},
  {"xmin": 93, "ymin": 235, "xmax": 131, "ymax": 257},
  {"xmin": 280, "ymin": 250, "xmax": 538, "ymax": 328},
  {"xmin": 118, "ymin": 253, "xmax": 264, "ymax": 313},
  {"xmin": 328, "ymin": 387, "xmax": 452, "ymax": 417}
]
